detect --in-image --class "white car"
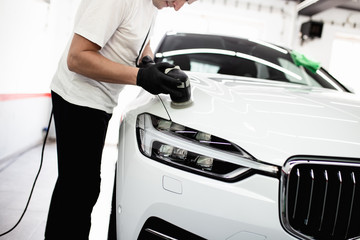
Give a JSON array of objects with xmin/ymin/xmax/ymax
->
[{"xmin": 112, "ymin": 33, "xmax": 360, "ymax": 240}]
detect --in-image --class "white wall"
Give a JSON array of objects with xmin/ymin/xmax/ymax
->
[
  {"xmin": 293, "ymin": 8, "xmax": 360, "ymax": 68},
  {"xmin": 0, "ymin": 0, "xmax": 79, "ymax": 160},
  {"xmin": 329, "ymin": 34, "xmax": 360, "ymax": 93},
  {"xmin": 0, "ymin": 0, "xmax": 50, "ymax": 93},
  {"xmin": 0, "ymin": 96, "xmax": 53, "ymax": 160},
  {"xmin": 293, "ymin": 8, "xmax": 360, "ymax": 93},
  {"xmin": 0, "ymin": 0, "xmax": 80, "ymax": 94},
  {"xmin": 152, "ymin": 0, "xmax": 298, "ymax": 49}
]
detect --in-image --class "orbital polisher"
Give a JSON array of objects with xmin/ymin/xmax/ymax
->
[
  {"xmin": 164, "ymin": 66, "xmax": 192, "ymax": 106},
  {"xmin": 140, "ymin": 56, "xmax": 192, "ymax": 106}
]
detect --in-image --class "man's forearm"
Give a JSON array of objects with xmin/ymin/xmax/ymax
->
[
  {"xmin": 67, "ymin": 33, "xmax": 138, "ymax": 85},
  {"xmin": 140, "ymin": 41, "xmax": 154, "ymax": 61}
]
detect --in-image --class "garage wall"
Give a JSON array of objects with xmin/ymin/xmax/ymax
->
[
  {"xmin": 0, "ymin": 94, "xmax": 53, "ymax": 161},
  {"xmin": 152, "ymin": 0, "xmax": 298, "ymax": 49},
  {"xmin": 293, "ymin": 8, "xmax": 360, "ymax": 68},
  {"xmin": 293, "ymin": 8, "xmax": 360, "ymax": 93},
  {"xmin": 0, "ymin": 0, "xmax": 79, "ymax": 161}
]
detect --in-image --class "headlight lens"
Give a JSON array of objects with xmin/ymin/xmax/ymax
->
[{"xmin": 136, "ymin": 113, "xmax": 279, "ymax": 181}]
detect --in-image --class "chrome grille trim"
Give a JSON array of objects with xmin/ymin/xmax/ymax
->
[
  {"xmin": 318, "ymin": 170, "xmax": 328, "ymax": 232},
  {"xmin": 345, "ymin": 172, "xmax": 356, "ymax": 238},
  {"xmin": 280, "ymin": 157, "xmax": 360, "ymax": 240},
  {"xmin": 292, "ymin": 168, "xmax": 300, "ymax": 219},
  {"xmin": 305, "ymin": 169, "xmax": 315, "ymax": 226},
  {"xmin": 332, "ymin": 171, "xmax": 343, "ymax": 236}
]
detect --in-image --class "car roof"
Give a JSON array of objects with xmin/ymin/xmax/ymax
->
[{"xmin": 155, "ymin": 32, "xmax": 289, "ymax": 56}]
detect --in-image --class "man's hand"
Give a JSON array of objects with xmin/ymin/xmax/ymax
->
[{"xmin": 136, "ymin": 62, "xmax": 182, "ymax": 97}]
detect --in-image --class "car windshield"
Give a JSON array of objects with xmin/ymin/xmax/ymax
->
[{"xmin": 155, "ymin": 33, "xmax": 348, "ymax": 92}]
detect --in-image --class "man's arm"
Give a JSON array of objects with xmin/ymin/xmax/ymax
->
[
  {"xmin": 67, "ymin": 33, "xmax": 183, "ymax": 97},
  {"xmin": 140, "ymin": 41, "xmax": 154, "ymax": 61},
  {"xmin": 67, "ymin": 33, "xmax": 138, "ymax": 85}
]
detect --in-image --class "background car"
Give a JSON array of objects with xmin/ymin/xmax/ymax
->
[
  {"xmin": 154, "ymin": 32, "xmax": 350, "ymax": 93},
  {"xmin": 113, "ymin": 32, "xmax": 360, "ymax": 240}
]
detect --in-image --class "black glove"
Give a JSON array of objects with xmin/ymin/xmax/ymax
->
[
  {"xmin": 136, "ymin": 62, "xmax": 183, "ymax": 97},
  {"xmin": 138, "ymin": 55, "xmax": 155, "ymax": 68}
]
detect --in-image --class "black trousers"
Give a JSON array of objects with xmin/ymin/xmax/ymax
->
[{"xmin": 45, "ymin": 91, "xmax": 112, "ymax": 240}]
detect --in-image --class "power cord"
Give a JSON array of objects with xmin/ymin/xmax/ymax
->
[{"xmin": 0, "ymin": 109, "xmax": 53, "ymax": 237}]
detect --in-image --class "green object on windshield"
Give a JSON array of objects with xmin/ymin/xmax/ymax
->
[{"xmin": 290, "ymin": 50, "xmax": 321, "ymax": 73}]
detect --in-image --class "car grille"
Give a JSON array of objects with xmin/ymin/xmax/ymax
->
[{"xmin": 280, "ymin": 157, "xmax": 360, "ymax": 240}]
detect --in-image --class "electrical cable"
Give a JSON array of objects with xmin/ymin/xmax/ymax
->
[{"xmin": 0, "ymin": 109, "xmax": 53, "ymax": 237}]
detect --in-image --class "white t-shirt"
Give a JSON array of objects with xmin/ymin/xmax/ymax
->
[{"xmin": 51, "ymin": 0, "xmax": 158, "ymax": 113}]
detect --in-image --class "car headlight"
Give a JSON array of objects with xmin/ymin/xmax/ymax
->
[{"xmin": 136, "ymin": 113, "xmax": 279, "ymax": 181}]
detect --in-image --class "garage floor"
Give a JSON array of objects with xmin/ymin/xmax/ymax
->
[{"xmin": 0, "ymin": 141, "xmax": 117, "ymax": 240}]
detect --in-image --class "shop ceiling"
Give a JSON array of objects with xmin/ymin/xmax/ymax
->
[{"xmin": 290, "ymin": 0, "xmax": 360, "ymax": 16}]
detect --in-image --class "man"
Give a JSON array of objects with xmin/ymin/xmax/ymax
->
[{"xmin": 45, "ymin": 0, "xmax": 196, "ymax": 239}]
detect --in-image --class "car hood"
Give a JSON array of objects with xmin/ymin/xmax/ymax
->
[{"xmin": 159, "ymin": 72, "xmax": 360, "ymax": 166}]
